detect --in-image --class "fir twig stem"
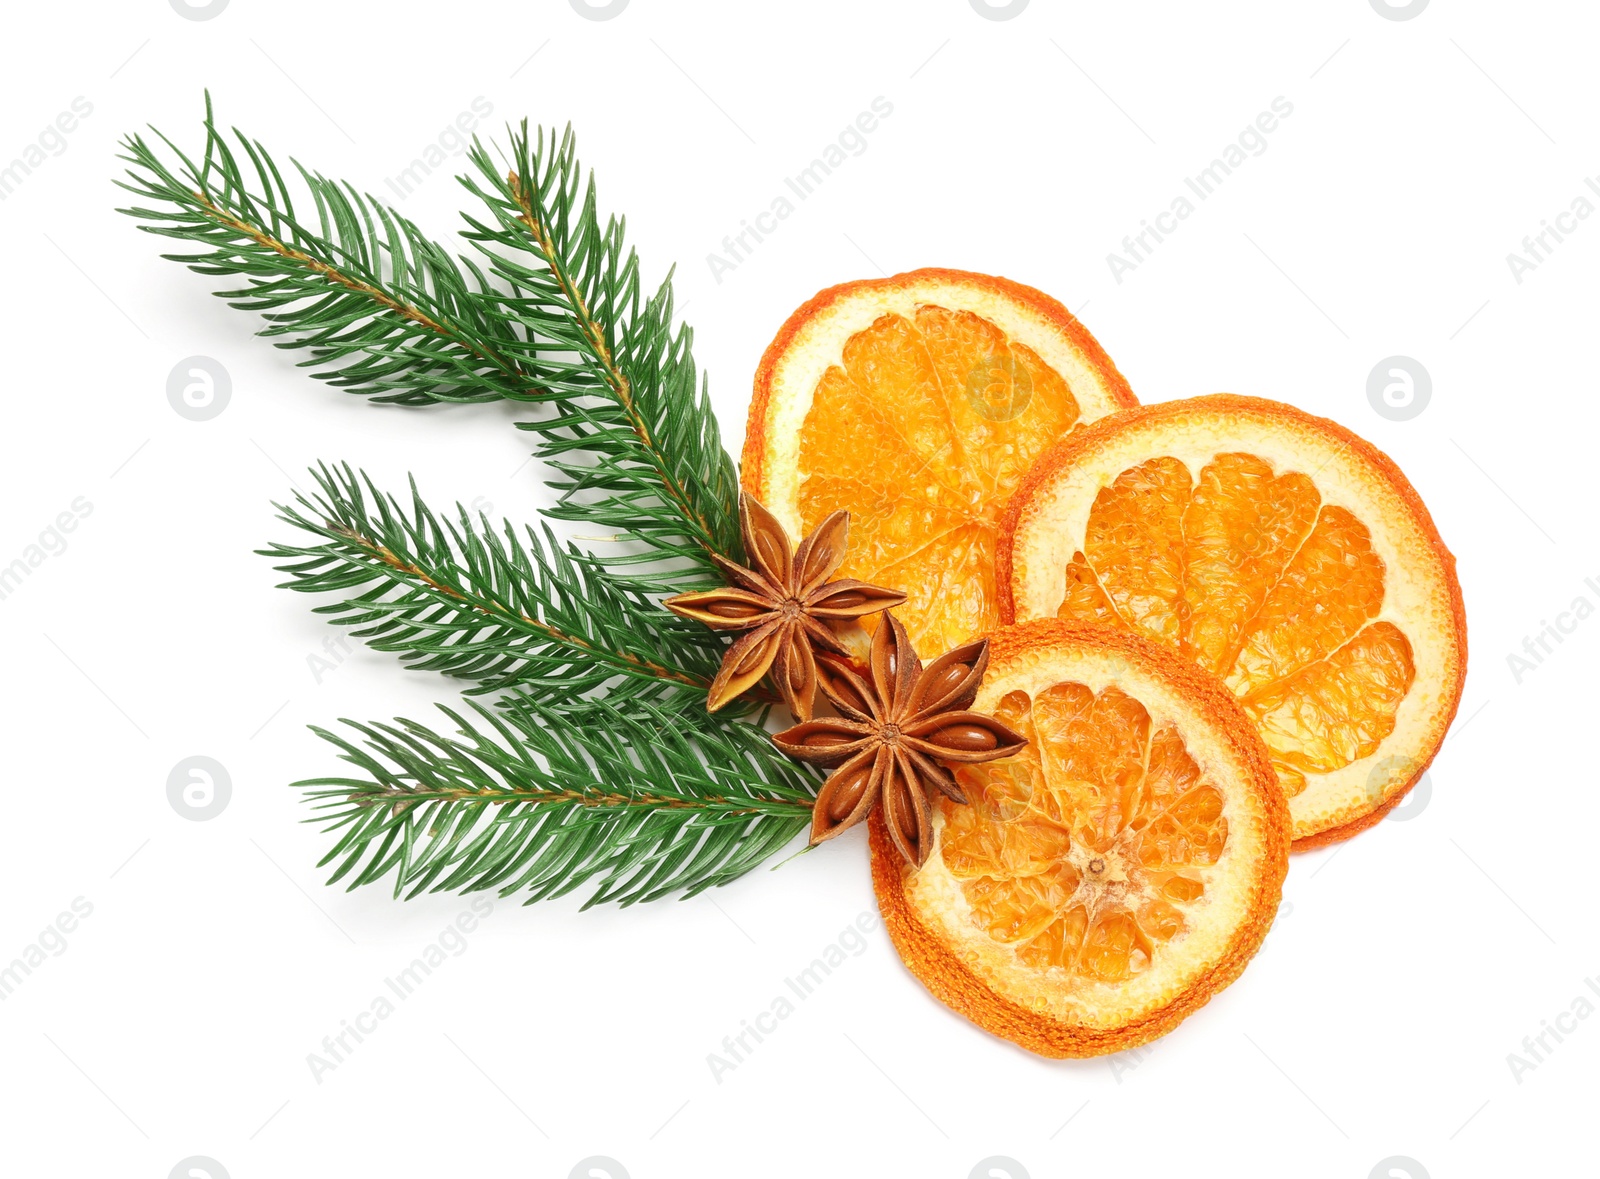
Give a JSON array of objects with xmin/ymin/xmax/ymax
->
[
  {"xmin": 503, "ymin": 170, "xmax": 719, "ymax": 556},
  {"xmin": 348, "ymin": 782, "xmax": 808, "ymax": 817},
  {"xmin": 328, "ymin": 519, "xmax": 710, "ymax": 692}
]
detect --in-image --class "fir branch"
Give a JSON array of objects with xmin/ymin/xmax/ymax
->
[
  {"xmin": 115, "ymin": 94, "xmax": 534, "ymax": 406},
  {"xmin": 458, "ymin": 125, "xmax": 741, "ymax": 587},
  {"xmin": 118, "ymin": 99, "xmax": 813, "ymax": 908},
  {"xmin": 118, "ymin": 101, "xmax": 744, "ymax": 588},
  {"xmin": 262, "ymin": 462, "xmax": 738, "ymax": 708},
  {"xmin": 302, "ymin": 695, "xmax": 818, "ymax": 907}
]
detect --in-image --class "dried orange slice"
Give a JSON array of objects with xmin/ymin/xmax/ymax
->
[
  {"xmin": 872, "ymin": 620, "xmax": 1289, "ymax": 1057},
  {"xmin": 742, "ymin": 269, "xmax": 1136, "ymax": 660},
  {"xmin": 999, "ymin": 395, "xmax": 1467, "ymax": 846}
]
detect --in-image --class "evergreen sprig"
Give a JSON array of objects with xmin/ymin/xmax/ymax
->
[
  {"xmin": 115, "ymin": 95, "xmax": 531, "ymax": 406},
  {"xmin": 262, "ymin": 462, "xmax": 745, "ymax": 711},
  {"xmin": 303, "ymin": 695, "xmax": 817, "ymax": 907},
  {"xmin": 117, "ymin": 101, "xmax": 742, "ymax": 590},
  {"xmin": 459, "ymin": 124, "xmax": 741, "ymax": 589},
  {"xmin": 119, "ymin": 98, "xmax": 805, "ymax": 906}
]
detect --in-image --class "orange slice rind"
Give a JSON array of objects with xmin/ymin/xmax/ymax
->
[
  {"xmin": 999, "ymin": 395, "xmax": 1467, "ymax": 846},
  {"xmin": 742, "ymin": 268, "xmax": 1136, "ymax": 660},
  {"xmin": 872, "ymin": 620, "xmax": 1289, "ymax": 1057}
]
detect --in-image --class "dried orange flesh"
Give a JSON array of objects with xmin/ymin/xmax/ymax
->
[
  {"xmin": 942, "ymin": 683, "xmax": 1228, "ymax": 984},
  {"xmin": 743, "ymin": 270, "xmax": 1136, "ymax": 661},
  {"xmin": 794, "ymin": 306, "xmax": 1081, "ymax": 657},
  {"xmin": 873, "ymin": 621, "xmax": 1289, "ymax": 1057},
  {"xmin": 1055, "ymin": 452, "xmax": 1416, "ymax": 799},
  {"xmin": 1000, "ymin": 396, "xmax": 1466, "ymax": 846}
]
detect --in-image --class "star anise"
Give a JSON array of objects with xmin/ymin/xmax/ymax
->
[
  {"xmin": 772, "ymin": 614, "xmax": 1028, "ymax": 867},
  {"xmin": 664, "ymin": 493, "xmax": 905, "ymax": 720}
]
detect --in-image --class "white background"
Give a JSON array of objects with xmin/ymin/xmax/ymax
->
[{"xmin": 0, "ymin": 2, "xmax": 1592, "ymax": 1177}]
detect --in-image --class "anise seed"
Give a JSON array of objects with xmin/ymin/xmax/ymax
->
[
  {"xmin": 803, "ymin": 731, "xmax": 854, "ymax": 747},
  {"xmin": 755, "ymin": 534, "xmax": 785, "ymax": 575},
  {"xmin": 921, "ymin": 663, "xmax": 970, "ymax": 704},
  {"xmin": 733, "ymin": 640, "xmax": 773, "ymax": 674},
  {"xmin": 827, "ymin": 765, "xmax": 873, "ymax": 820},
  {"xmin": 928, "ymin": 723, "xmax": 999, "ymax": 752},
  {"xmin": 893, "ymin": 783, "xmax": 919, "ymax": 843},
  {"xmin": 826, "ymin": 672, "xmax": 870, "ymax": 714},
  {"xmin": 709, "ymin": 601, "xmax": 766, "ymax": 619}
]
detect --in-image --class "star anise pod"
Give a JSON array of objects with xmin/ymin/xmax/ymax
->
[
  {"xmin": 772, "ymin": 614, "xmax": 1028, "ymax": 867},
  {"xmin": 664, "ymin": 493, "xmax": 905, "ymax": 720}
]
